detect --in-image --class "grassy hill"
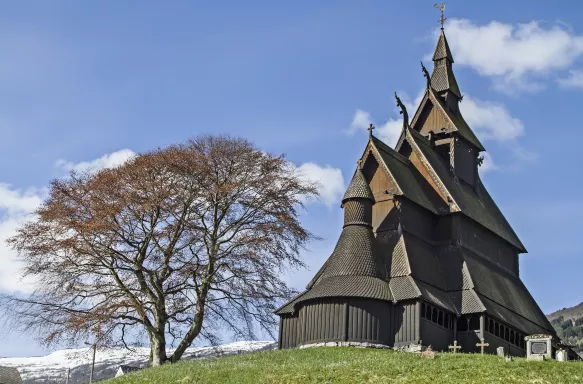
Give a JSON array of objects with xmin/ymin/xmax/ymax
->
[{"xmin": 105, "ymin": 346, "xmax": 583, "ymax": 384}]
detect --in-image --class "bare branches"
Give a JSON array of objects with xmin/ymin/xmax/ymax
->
[{"xmin": 2, "ymin": 134, "xmax": 317, "ymax": 366}]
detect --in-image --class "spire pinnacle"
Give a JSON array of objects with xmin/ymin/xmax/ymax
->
[{"xmin": 430, "ymin": 28, "xmax": 461, "ymax": 99}]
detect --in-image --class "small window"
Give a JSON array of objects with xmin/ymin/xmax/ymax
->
[
  {"xmin": 444, "ymin": 313, "xmax": 449, "ymax": 329},
  {"xmin": 438, "ymin": 311, "xmax": 444, "ymax": 326},
  {"xmin": 489, "ymin": 319, "xmax": 494, "ymax": 333},
  {"xmin": 510, "ymin": 330, "xmax": 515, "ymax": 345},
  {"xmin": 432, "ymin": 308, "xmax": 438, "ymax": 323},
  {"xmin": 425, "ymin": 304, "xmax": 431, "ymax": 319},
  {"xmin": 504, "ymin": 327, "xmax": 510, "ymax": 342},
  {"xmin": 421, "ymin": 303, "xmax": 426, "ymax": 319},
  {"xmin": 494, "ymin": 323, "xmax": 499, "ymax": 337}
]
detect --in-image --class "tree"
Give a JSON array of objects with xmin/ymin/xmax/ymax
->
[{"xmin": 2, "ymin": 135, "xmax": 318, "ymax": 366}]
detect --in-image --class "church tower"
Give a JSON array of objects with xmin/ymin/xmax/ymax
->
[{"xmin": 276, "ymin": 14, "xmax": 562, "ymax": 358}]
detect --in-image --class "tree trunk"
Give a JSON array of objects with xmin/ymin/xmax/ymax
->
[{"xmin": 150, "ymin": 330, "xmax": 168, "ymax": 367}]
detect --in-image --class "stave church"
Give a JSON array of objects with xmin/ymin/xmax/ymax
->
[{"xmin": 275, "ymin": 22, "xmax": 569, "ymax": 357}]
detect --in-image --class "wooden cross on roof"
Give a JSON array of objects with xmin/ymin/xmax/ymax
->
[
  {"xmin": 476, "ymin": 338, "xmax": 489, "ymax": 354},
  {"xmin": 368, "ymin": 123, "xmax": 375, "ymax": 137},
  {"xmin": 434, "ymin": 2, "xmax": 447, "ymax": 29},
  {"xmin": 448, "ymin": 340, "xmax": 461, "ymax": 354}
]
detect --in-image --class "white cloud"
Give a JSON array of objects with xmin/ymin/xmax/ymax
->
[
  {"xmin": 0, "ymin": 184, "xmax": 45, "ymax": 293},
  {"xmin": 558, "ymin": 70, "xmax": 583, "ymax": 89},
  {"xmin": 459, "ymin": 95, "xmax": 524, "ymax": 141},
  {"xmin": 296, "ymin": 163, "xmax": 344, "ymax": 207},
  {"xmin": 348, "ymin": 92, "xmax": 424, "ymax": 147},
  {"xmin": 443, "ymin": 19, "xmax": 583, "ymax": 92},
  {"xmin": 479, "ymin": 152, "xmax": 497, "ymax": 173},
  {"xmin": 0, "ymin": 149, "xmax": 138, "ymax": 294},
  {"xmin": 55, "ymin": 149, "xmax": 136, "ymax": 173}
]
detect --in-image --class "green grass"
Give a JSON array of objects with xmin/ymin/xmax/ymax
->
[{"xmin": 105, "ymin": 347, "xmax": 583, "ymax": 384}]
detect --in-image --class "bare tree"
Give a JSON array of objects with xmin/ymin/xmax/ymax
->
[{"xmin": 1, "ymin": 135, "xmax": 317, "ymax": 366}]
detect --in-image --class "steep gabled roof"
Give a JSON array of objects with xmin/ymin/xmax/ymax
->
[
  {"xmin": 406, "ymin": 128, "xmax": 526, "ymax": 252},
  {"xmin": 369, "ymin": 136, "xmax": 443, "ymax": 214},
  {"xmin": 408, "ymin": 89, "xmax": 485, "ymax": 152}
]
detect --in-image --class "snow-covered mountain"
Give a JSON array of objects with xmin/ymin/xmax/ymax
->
[{"xmin": 0, "ymin": 340, "xmax": 276, "ymax": 383}]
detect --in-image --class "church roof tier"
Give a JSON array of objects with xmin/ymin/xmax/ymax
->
[
  {"xmin": 370, "ymin": 136, "xmax": 444, "ymax": 213},
  {"xmin": 406, "ymin": 128, "xmax": 525, "ymax": 251},
  {"xmin": 274, "ymin": 275, "xmax": 392, "ymax": 315},
  {"xmin": 311, "ymin": 225, "xmax": 386, "ymax": 282}
]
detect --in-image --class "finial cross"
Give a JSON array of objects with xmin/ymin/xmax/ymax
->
[
  {"xmin": 434, "ymin": 2, "xmax": 447, "ymax": 29},
  {"xmin": 448, "ymin": 340, "xmax": 461, "ymax": 354},
  {"xmin": 476, "ymin": 338, "xmax": 489, "ymax": 354},
  {"xmin": 367, "ymin": 123, "xmax": 375, "ymax": 137}
]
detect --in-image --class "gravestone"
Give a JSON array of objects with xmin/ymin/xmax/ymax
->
[
  {"xmin": 525, "ymin": 334, "xmax": 552, "ymax": 361},
  {"xmin": 496, "ymin": 347, "xmax": 505, "ymax": 357},
  {"xmin": 556, "ymin": 349, "xmax": 567, "ymax": 362}
]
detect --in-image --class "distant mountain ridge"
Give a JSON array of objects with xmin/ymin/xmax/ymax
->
[
  {"xmin": 0, "ymin": 341, "xmax": 276, "ymax": 384},
  {"xmin": 547, "ymin": 302, "xmax": 583, "ymax": 356}
]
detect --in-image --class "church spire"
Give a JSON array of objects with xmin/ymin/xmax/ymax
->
[{"xmin": 430, "ymin": 28, "xmax": 462, "ymax": 99}]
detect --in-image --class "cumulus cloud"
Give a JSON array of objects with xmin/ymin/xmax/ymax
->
[
  {"xmin": 443, "ymin": 19, "xmax": 583, "ymax": 92},
  {"xmin": 479, "ymin": 152, "xmax": 497, "ymax": 173},
  {"xmin": 558, "ymin": 70, "xmax": 583, "ymax": 89},
  {"xmin": 1, "ymin": 149, "xmax": 138, "ymax": 294},
  {"xmin": 55, "ymin": 149, "xmax": 136, "ymax": 173},
  {"xmin": 0, "ymin": 184, "xmax": 45, "ymax": 293},
  {"xmin": 459, "ymin": 95, "xmax": 524, "ymax": 141},
  {"xmin": 348, "ymin": 93, "xmax": 424, "ymax": 147},
  {"xmin": 296, "ymin": 163, "xmax": 345, "ymax": 207}
]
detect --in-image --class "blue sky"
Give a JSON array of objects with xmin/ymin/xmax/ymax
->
[{"xmin": 1, "ymin": 0, "xmax": 583, "ymax": 357}]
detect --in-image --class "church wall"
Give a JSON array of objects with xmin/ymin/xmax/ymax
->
[
  {"xmin": 398, "ymin": 199, "xmax": 435, "ymax": 241},
  {"xmin": 298, "ymin": 299, "xmax": 346, "ymax": 345},
  {"xmin": 346, "ymin": 299, "xmax": 393, "ymax": 345},
  {"xmin": 372, "ymin": 200, "xmax": 397, "ymax": 232},
  {"xmin": 457, "ymin": 330, "xmax": 481, "ymax": 354},
  {"xmin": 417, "ymin": 101, "xmax": 448, "ymax": 137},
  {"xmin": 279, "ymin": 314, "xmax": 299, "ymax": 349},
  {"xmin": 420, "ymin": 318, "xmax": 452, "ymax": 351},
  {"xmin": 453, "ymin": 215, "xmax": 518, "ymax": 276},
  {"xmin": 453, "ymin": 138, "xmax": 477, "ymax": 186},
  {"xmin": 394, "ymin": 301, "xmax": 419, "ymax": 345}
]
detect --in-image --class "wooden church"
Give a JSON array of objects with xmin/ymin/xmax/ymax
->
[{"xmin": 275, "ymin": 26, "xmax": 560, "ymax": 356}]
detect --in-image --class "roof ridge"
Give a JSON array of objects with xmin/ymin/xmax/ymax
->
[{"xmin": 371, "ymin": 136, "xmax": 411, "ymax": 165}]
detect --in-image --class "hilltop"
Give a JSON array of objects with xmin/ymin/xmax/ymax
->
[
  {"xmin": 104, "ymin": 346, "xmax": 583, "ymax": 384},
  {"xmin": 547, "ymin": 302, "xmax": 583, "ymax": 356}
]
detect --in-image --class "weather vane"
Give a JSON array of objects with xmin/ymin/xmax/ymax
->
[{"xmin": 434, "ymin": 2, "xmax": 447, "ymax": 29}]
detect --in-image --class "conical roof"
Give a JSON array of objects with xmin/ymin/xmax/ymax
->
[
  {"xmin": 430, "ymin": 29, "xmax": 462, "ymax": 98},
  {"xmin": 342, "ymin": 169, "xmax": 373, "ymax": 203},
  {"xmin": 432, "ymin": 29, "xmax": 454, "ymax": 62}
]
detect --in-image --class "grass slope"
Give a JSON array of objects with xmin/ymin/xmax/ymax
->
[{"xmin": 105, "ymin": 347, "xmax": 583, "ymax": 384}]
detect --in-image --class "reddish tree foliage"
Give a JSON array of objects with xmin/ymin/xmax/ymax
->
[{"xmin": 2, "ymin": 135, "xmax": 318, "ymax": 366}]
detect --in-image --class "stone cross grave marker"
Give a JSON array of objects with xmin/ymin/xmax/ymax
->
[
  {"xmin": 525, "ymin": 334, "xmax": 552, "ymax": 361},
  {"xmin": 448, "ymin": 340, "xmax": 461, "ymax": 354},
  {"xmin": 496, "ymin": 346, "xmax": 504, "ymax": 357},
  {"xmin": 476, "ymin": 338, "xmax": 489, "ymax": 354}
]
